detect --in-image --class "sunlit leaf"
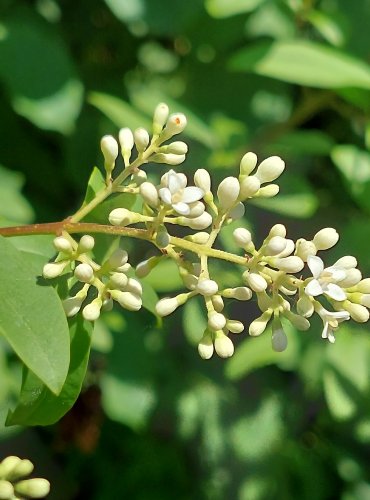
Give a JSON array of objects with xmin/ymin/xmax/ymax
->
[
  {"xmin": 206, "ymin": 0, "xmax": 265, "ymax": 18},
  {"xmin": 230, "ymin": 40, "xmax": 370, "ymax": 89}
]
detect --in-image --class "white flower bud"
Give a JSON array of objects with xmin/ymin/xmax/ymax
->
[
  {"xmin": 109, "ymin": 272, "xmax": 128, "ymax": 289},
  {"xmin": 83, "ymin": 299, "xmax": 102, "ymax": 321},
  {"xmin": 233, "ymin": 227, "xmax": 252, "ymax": 247},
  {"xmin": 107, "ymin": 248, "xmax": 128, "ymax": 269},
  {"xmin": 217, "ymin": 177, "xmax": 240, "ymax": 209},
  {"xmin": 187, "ymin": 201, "xmax": 205, "ymax": 218},
  {"xmin": 268, "ymin": 224, "xmax": 286, "ymax": 238},
  {"xmin": 256, "ymin": 184, "xmax": 280, "ymax": 197},
  {"xmin": 214, "ymin": 333, "xmax": 234, "ymax": 358},
  {"xmin": 136, "ymin": 256, "xmax": 160, "ymax": 278},
  {"xmin": 0, "ymin": 480, "xmax": 14, "ymax": 498},
  {"xmin": 140, "ymin": 182, "xmax": 159, "ymax": 208},
  {"xmin": 297, "ymin": 296, "xmax": 314, "ymax": 317},
  {"xmin": 111, "ymin": 290, "xmax": 142, "ymax": 311},
  {"xmin": 132, "ymin": 169, "xmax": 147, "ymax": 185},
  {"xmin": 186, "ymin": 212, "xmax": 212, "ymax": 230},
  {"xmin": 150, "ymin": 153, "xmax": 186, "ymax": 165},
  {"xmin": 356, "ymin": 279, "xmax": 370, "ymax": 293},
  {"xmin": 187, "ymin": 232, "xmax": 209, "ymax": 244},
  {"xmin": 63, "ymin": 296, "xmax": 84, "ymax": 317},
  {"xmin": 272, "ymin": 256, "xmax": 304, "ymax": 273},
  {"xmin": 162, "ymin": 113, "xmax": 187, "ymax": 139},
  {"xmin": 239, "ymin": 176, "xmax": 260, "ymax": 199},
  {"xmin": 255, "ymin": 156, "xmax": 285, "ymax": 183},
  {"xmin": 118, "ymin": 127, "xmax": 134, "ymax": 161},
  {"xmin": 343, "ymin": 301, "xmax": 369, "ymax": 323},
  {"xmin": 126, "ymin": 278, "xmax": 143, "ymax": 296},
  {"xmin": 78, "ymin": 235, "xmax": 95, "ymax": 252},
  {"xmin": 313, "ymin": 228, "xmax": 339, "ymax": 250},
  {"xmin": 14, "ymin": 478, "xmax": 50, "ymax": 498},
  {"xmin": 226, "ymin": 320, "xmax": 244, "ymax": 333},
  {"xmin": 42, "ymin": 261, "xmax": 68, "ymax": 279},
  {"xmin": 294, "ymin": 238, "xmax": 317, "ymax": 261},
  {"xmin": 245, "ymin": 272, "xmax": 268, "ymax": 292},
  {"xmin": 134, "ymin": 127, "xmax": 150, "ymax": 152},
  {"xmin": 277, "ymin": 239, "xmax": 295, "ymax": 257},
  {"xmin": 265, "ymin": 236, "xmax": 287, "ymax": 256},
  {"xmin": 197, "ymin": 279, "xmax": 218, "ymax": 296},
  {"xmin": 272, "ymin": 327, "xmax": 288, "ymax": 352},
  {"xmin": 211, "ymin": 294, "xmax": 224, "ymax": 312},
  {"xmin": 208, "ymin": 312, "xmax": 226, "ymax": 331},
  {"xmin": 334, "ymin": 255, "xmax": 357, "ymax": 269},
  {"xmin": 153, "ymin": 102, "xmax": 169, "ymax": 135},
  {"xmin": 229, "ymin": 202, "xmax": 245, "ymax": 220},
  {"xmin": 240, "ymin": 152, "xmax": 257, "ymax": 177},
  {"xmin": 222, "ymin": 287, "xmax": 252, "ymax": 301},
  {"xmin": 198, "ymin": 331, "xmax": 214, "ymax": 360},
  {"xmin": 53, "ymin": 236, "xmax": 73, "ymax": 254},
  {"xmin": 165, "ymin": 141, "xmax": 188, "ymax": 155},
  {"xmin": 100, "ymin": 135, "xmax": 119, "ymax": 172},
  {"xmin": 155, "ymin": 297, "xmax": 180, "ymax": 316},
  {"xmin": 109, "ymin": 208, "xmax": 140, "ymax": 226},
  {"xmin": 249, "ymin": 310, "xmax": 272, "ymax": 336},
  {"xmin": 74, "ymin": 263, "xmax": 94, "ymax": 283},
  {"xmin": 338, "ymin": 268, "xmax": 362, "ymax": 288},
  {"xmin": 360, "ymin": 294, "xmax": 370, "ymax": 307},
  {"xmin": 194, "ymin": 169, "xmax": 211, "ymax": 193}
]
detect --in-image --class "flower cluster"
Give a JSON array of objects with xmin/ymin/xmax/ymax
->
[
  {"xmin": 43, "ymin": 235, "xmax": 142, "ymax": 321},
  {"xmin": 42, "ymin": 102, "xmax": 370, "ymax": 360},
  {"xmin": 0, "ymin": 456, "xmax": 50, "ymax": 499}
]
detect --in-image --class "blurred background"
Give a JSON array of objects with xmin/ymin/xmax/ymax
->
[{"xmin": 0, "ymin": 0, "xmax": 370, "ymax": 498}]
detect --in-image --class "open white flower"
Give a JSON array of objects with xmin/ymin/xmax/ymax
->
[
  {"xmin": 305, "ymin": 255, "xmax": 347, "ymax": 301},
  {"xmin": 158, "ymin": 170, "xmax": 204, "ymax": 216},
  {"xmin": 316, "ymin": 306, "xmax": 350, "ymax": 343}
]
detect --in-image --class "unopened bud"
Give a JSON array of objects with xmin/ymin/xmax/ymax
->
[
  {"xmin": 101, "ymin": 135, "xmax": 119, "ymax": 173},
  {"xmin": 256, "ymin": 184, "xmax": 280, "ymax": 197},
  {"xmin": 153, "ymin": 102, "xmax": 169, "ymax": 135},
  {"xmin": 269, "ymin": 224, "xmax": 286, "ymax": 238},
  {"xmin": 194, "ymin": 169, "xmax": 211, "ymax": 193},
  {"xmin": 0, "ymin": 480, "xmax": 13, "ymax": 498},
  {"xmin": 187, "ymin": 201, "xmax": 205, "ymax": 218},
  {"xmin": 197, "ymin": 279, "xmax": 218, "ymax": 296},
  {"xmin": 338, "ymin": 268, "xmax": 362, "ymax": 288},
  {"xmin": 14, "ymin": 478, "xmax": 50, "ymax": 498},
  {"xmin": 265, "ymin": 236, "xmax": 287, "ymax": 256},
  {"xmin": 165, "ymin": 141, "xmax": 188, "ymax": 155},
  {"xmin": 109, "ymin": 272, "xmax": 128, "ymax": 289},
  {"xmin": 118, "ymin": 127, "xmax": 134, "ymax": 164},
  {"xmin": 109, "ymin": 208, "xmax": 141, "ymax": 226},
  {"xmin": 53, "ymin": 236, "xmax": 73, "ymax": 254},
  {"xmin": 161, "ymin": 113, "xmax": 187, "ymax": 140},
  {"xmin": 255, "ymin": 156, "xmax": 285, "ymax": 183},
  {"xmin": 155, "ymin": 296, "xmax": 182, "ymax": 316},
  {"xmin": 233, "ymin": 227, "xmax": 252, "ymax": 247},
  {"xmin": 208, "ymin": 312, "xmax": 226, "ymax": 331},
  {"xmin": 82, "ymin": 298, "xmax": 102, "ymax": 321},
  {"xmin": 211, "ymin": 294, "xmax": 224, "ymax": 312},
  {"xmin": 356, "ymin": 279, "xmax": 370, "ymax": 293},
  {"xmin": 334, "ymin": 255, "xmax": 357, "ymax": 269},
  {"xmin": 295, "ymin": 238, "xmax": 317, "ymax": 261},
  {"xmin": 239, "ymin": 152, "xmax": 257, "ymax": 177},
  {"xmin": 111, "ymin": 290, "xmax": 142, "ymax": 311},
  {"xmin": 63, "ymin": 295, "xmax": 85, "ymax": 317},
  {"xmin": 272, "ymin": 256, "xmax": 304, "ymax": 273},
  {"xmin": 185, "ymin": 212, "xmax": 212, "ymax": 230},
  {"xmin": 239, "ymin": 176, "xmax": 260, "ymax": 199},
  {"xmin": 9, "ymin": 458, "xmax": 34, "ymax": 480},
  {"xmin": 198, "ymin": 330, "xmax": 214, "ymax": 360},
  {"xmin": 217, "ymin": 177, "xmax": 240, "ymax": 210},
  {"xmin": 78, "ymin": 235, "xmax": 95, "ymax": 252},
  {"xmin": 245, "ymin": 272, "xmax": 267, "ymax": 292},
  {"xmin": 134, "ymin": 127, "xmax": 150, "ymax": 153},
  {"xmin": 140, "ymin": 182, "xmax": 159, "ymax": 208},
  {"xmin": 229, "ymin": 202, "xmax": 245, "ymax": 220},
  {"xmin": 221, "ymin": 287, "xmax": 252, "ymax": 301},
  {"xmin": 150, "ymin": 153, "xmax": 186, "ymax": 165},
  {"xmin": 313, "ymin": 228, "xmax": 339, "ymax": 250},
  {"xmin": 126, "ymin": 278, "xmax": 143, "ymax": 296},
  {"xmin": 214, "ymin": 332, "xmax": 234, "ymax": 358},
  {"xmin": 226, "ymin": 319, "xmax": 244, "ymax": 333},
  {"xmin": 42, "ymin": 261, "xmax": 68, "ymax": 279},
  {"xmin": 74, "ymin": 263, "xmax": 94, "ymax": 283},
  {"xmin": 284, "ymin": 311, "xmax": 310, "ymax": 330},
  {"xmin": 249, "ymin": 310, "xmax": 272, "ymax": 336},
  {"xmin": 136, "ymin": 256, "xmax": 161, "ymax": 278},
  {"xmin": 0, "ymin": 456, "xmax": 21, "ymax": 478},
  {"xmin": 343, "ymin": 301, "xmax": 369, "ymax": 323},
  {"xmin": 107, "ymin": 248, "xmax": 128, "ymax": 269},
  {"xmin": 297, "ymin": 295, "xmax": 314, "ymax": 317},
  {"xmin": 361, "ymin": 294, "xmax": 370, "ymax": 307}
]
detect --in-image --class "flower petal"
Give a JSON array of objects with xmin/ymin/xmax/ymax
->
[
  {"xmin": 307, "ymin": 255, "xmax": 324, "ymax": 278},
  {"xmin": 181, "ymin": 186, "xmax": 204, "ymax": 203},
  {"xmin": 327, "ymin": 310, "xmax": 350, "ymax": 321},
  {"xmin": 324, "ymin": 266, "xmax": 346, "ymax": 282},
  {"xmin": 168, "ymin": 171, "xmax": 184, "ymax": 193},
  {"xmin": 172, "ymin": 202, "xmax": 190, "ymax": 215},
  {"xmin": 158, "ymin": 187, "xmax": 172, "ymax": 205},
  {"xmin": 325, "ymin": 283, "xmax": 347, "ymax": 301},
  {"xmin": 305, "ymin": 279, "xmax": 323, "ymax": 297}
]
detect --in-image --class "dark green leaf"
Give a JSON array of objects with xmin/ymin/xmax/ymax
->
[
  {"xmin": 6, "ymin": 317, "xmax": 92, "ymax": 426},
  {"xmin": 0, "ymin": 237, "xmax": 69, "ymax": 394}
]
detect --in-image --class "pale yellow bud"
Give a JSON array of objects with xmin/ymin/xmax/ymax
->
[
  {"xmin": 217, "ymin": 177, "xmax": 240, "ymax": 209},
  {"xmin": 221, "ymin": 287, "xmax": 252, "ymax": 301},
  {"xmin": 272, "ymin": 256, "xmax": 304, "ymax": 273},
  {"xmin": 239, "ymin": 152, "xmax": 257, "ymax": 177},
  {"xmin": 134, "ymin": 127, "xmax": 150, "ymax": 152},
  {"xmin": 334, "ymin": 255, "xmax": 357, "ymax": 269},
  {"xmin": 82, "ymin": 298, "xmax": 102, "ymax": 321},
  {"xmin": 343, "ymin": 301, "xmax": 369, "ymax": 323},
  {"xmin": 239, "ymin": 175, "xmax": 260, "ymax": 199},
  {"xmin": 197, "ymin": 279, "xmax": 218, "ymax": 296},
  {"xmin": 312, "ymin": 228, "xmax": 339, "ymax": 250},
  {"xmin": 198, "ymin": 330, "xmax": 214, "ymax": 360},
  {"xmin": 284, "ymin": 311, "xmax": 310, "ymax": 330},
  {"xmin": 211, "ymin": 294, "xmax": 224, "ymax": 312},
  {"xmin": 208, "ymin": 312, "xmax": 227, "ymax": 331},
  {"xmin": 15, "ymin": 478, "xmax": 50, "ymax": 498},
  {"xmin": 245, "ymin": 272, "xmax": 267, "ymax": 292},
  {"xmin": 249, "ymin": 310, "xmax": 272, "ymax": 336},
  {"xmin": 161, "ymin": 113, "xmax": 187, "ymax": 140},
  {"xmin": 155, "ymin": 296, "xmax": 181, "ymax": 316},
  {"xmin": 297, "ymin": 295, "xmax": 314, "ymax": 317},
  {"xmin": 78, "ymin": 235, "xmax": 95, "ymax": 252},
  {"xmin": 255, "ymin": 156, "xmax": 285, "ymax": 183},
  {"xmin": 150, "ymin": 153, "xmax": 186, "ymax": 165},
  {"xmin": 295, "ymin": 238, "xmax": 317, "ymax": 262},
  {"xmin": 214, "ymin": 332, "xmax": 234, "ymax": 358},
  {"xmin": 256, "ymin": 184, "xmax": 280, "ymax": 197},
  {"xmin": 53, "ymin": 236, "xmax": 73, "ymax": 254},
  {"xmin": 111, "ymin": 290, "xmax": 142, "ymax": 311},
  {"xmin": 165, "ymin": 141, "xmax": 188, "ymax": 155},
  {"xmin": 136, "ymin": 256, "xmax": 160, "ymax": 278},
  {"xmin": 268, "ymin": 224, "xmax": 286, "ymax": 238},
  {"xmin": 153, "ymin": 102, "xmax": 169, "ymax": 135},
  {"xmin": 226, "ymin": 320, "xmax": 244, "ymax": 333},
  {"xmin": 0, "ymin": 480, "xmax": 14, "ymax": 498},
  {"xmin": 100, "ymin": 135, "xmax": 119, "ymax": 172},
  {"xmin": 185, "ymin": 212, "xmax": 212, "ymax": 230},
  {"xmin": 109, "ymin": 272, "xmax": 129, "ymax": 289},
  {"xmin": 265, "ymin": 236, "xmax": 287, "ymax": 256},
  {"xmin": 118, "ymin": 127, "xmax": 134, "ymax": 164},
  {"xmin": 107, "ymin": 248, "xmax": 129, "ymax": 269},
  {"xmin": 233, "ymin": 227, "xmax": 252, "ymax": 247},
  {"xmin": 42, "ymin": 261, "xmax": 68, "ymax": 279},
  {"xmin": 194, "ymin": 169, "xmax": 211, "ymax": 193},
  {"xmin": 338, "ymin": 269, "xmax": 362, "ymax": 288},
  {"xmin": 356, "ymin": 278, "xmax": 370, "ymax": 294},
  {"xmin": 74, "ymin": 263, "xmax": 94, "ymax": 283}
]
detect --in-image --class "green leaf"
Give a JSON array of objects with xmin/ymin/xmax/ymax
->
[
  {"xmin": 268, "ymin": 130, "xmax": 334, "ymax": 157},
  {"xmin": 141, "ymin": 280, "xmax": 159, "ymax": 317},
  {"xmin": 0, "ymin": 165, "xmax": 34, "ymax": 224},
  {"xmin": 0, "ymin": 237, "xmax": 69, "ymax": 394},
  {"xmin": 0, "ymin": 8, "xmax": 83, "ymax": 133},
  {"xmin": 6, "ymin": 317, "xmax": 92, "ymax": 426},
  {"xmin": 183, "ymin": 298, "xmax": 207, "ymax": 345},
  {"xmin": 206, "ymin": 0, "xmax": 265, "ymax": 18},
  {"xmin": 142, "ymin": 258, "xmax": 183, "ymax": 292},
  {"xmin": 230, "ymin": 40, "xmax": 370, "ymax": 89},
  {"xmin": 331, "ymin": 145, "xmax": 370, "ymax": 212}
]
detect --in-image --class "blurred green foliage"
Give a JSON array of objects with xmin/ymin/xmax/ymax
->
[{"xmin": 0, "ymin": 0, "xmax": 370, "ymax": 498}]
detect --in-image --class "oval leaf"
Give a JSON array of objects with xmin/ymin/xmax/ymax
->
[{"xmin": 0, "ymin": 237, "xmax": 70, "ymax": 394}]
